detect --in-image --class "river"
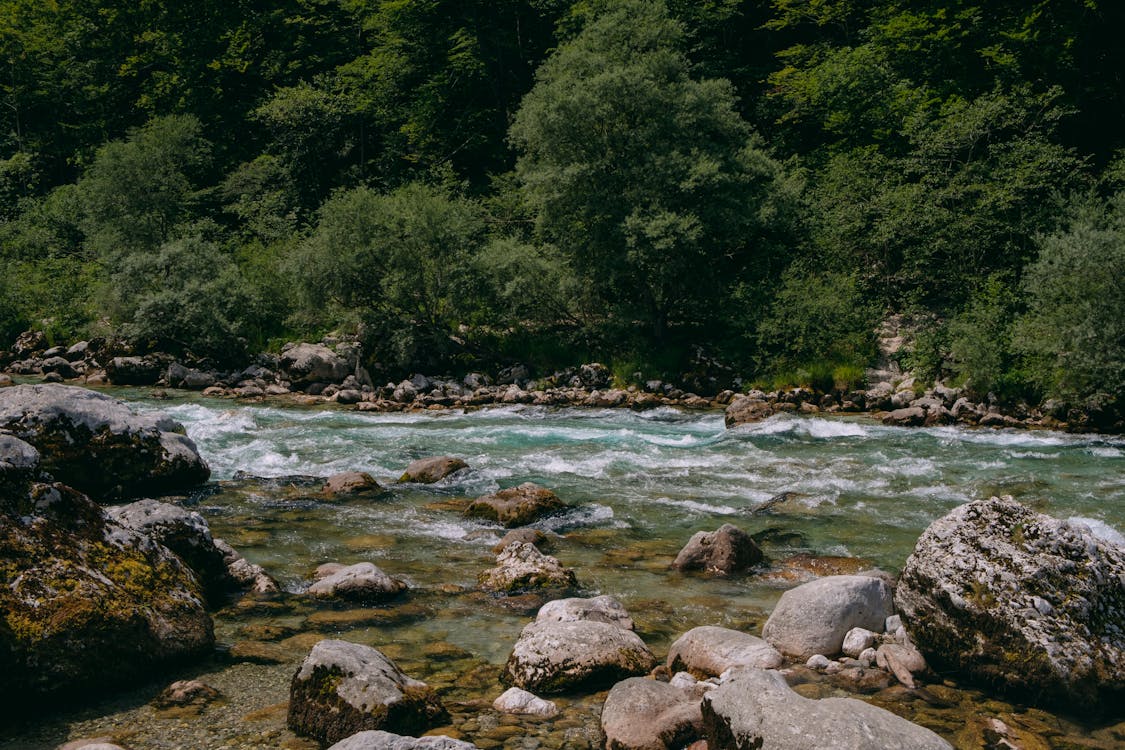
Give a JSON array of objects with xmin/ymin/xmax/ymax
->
[{"xmin": 3, "ymin": 395, "xmax": 1124, "ymax": 749}]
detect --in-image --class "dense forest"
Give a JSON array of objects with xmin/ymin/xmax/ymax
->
[{"xmin": 1, "ymin": 0, "xmax": 1122, "ymax": 414}]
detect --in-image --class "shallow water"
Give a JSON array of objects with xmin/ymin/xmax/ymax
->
[{"xmin": 4, "ymin": 395, "xmax": 1124, "ymax": 749}]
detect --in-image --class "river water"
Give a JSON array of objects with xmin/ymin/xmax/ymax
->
[{"xmin": 4, "ymin": 396, "xmax": 1124, "ymax": 749}]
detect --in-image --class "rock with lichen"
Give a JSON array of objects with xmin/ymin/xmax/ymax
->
[
  {"xmin": 895, "ymin": 496, "xmax": 1125, "ymax": 715},
  {"xmin": 465, "ymin": 482, "xmax": 566, "ymax": 527},
  {"xmin": 479, "ymin": 542, "xmax": 577, "ymax": 594},
  {"xmin": 0, "ymin": 481, "xmax": 214, "ymax": 707},
  {"xmin": 288, "ymin": 639, "xmax": 448, "ymax": 745}
]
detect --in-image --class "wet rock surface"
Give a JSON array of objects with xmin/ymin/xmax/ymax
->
[
  {"xmin": 307, "ymin": 562, "xmax": 408, "ymax": 601},
  {"xmin": 478, "ymin": 542, "xmax": 577, "ymax": 594},
  {"xmin": 896, "ymin": 496, "xmax": 1125, "ymax": 714},
  {"xmin": 671, "ymin": 523, "xmax": 764, "ymax": 575},
  {"xmin": 465, "ymin": 483, "xmax": 566, "ymax": 527},
  {"xmin": 0, "ymin": 384, "xmax": 209, "ymax": 499},
  {"xmin": 701, "ymin": 668, "xmax": 953, "ymax": 750},
  {"xmin": 288, "ymin": 639, "xmax": 448, "ymax": 745},
  {"xmin": 398, "ymin": 456, "xmax": 468, "ymax": 484}
]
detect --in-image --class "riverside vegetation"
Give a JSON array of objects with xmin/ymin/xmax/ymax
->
[{"xmin": 1, "ymin": 0, "xmax": 1124, "ymax": 427}]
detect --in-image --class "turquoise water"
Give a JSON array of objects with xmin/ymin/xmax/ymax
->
[{"xmin": 4, "ymin": 395, "xmax": 1124, "ymax": 749}]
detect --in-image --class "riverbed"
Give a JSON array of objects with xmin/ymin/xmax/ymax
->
[{"xmin": 3, "ymin": 395, "xmax": 1124, "ymax": 749}]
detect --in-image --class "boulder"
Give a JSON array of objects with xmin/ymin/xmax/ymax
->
[
  {"xmin": 875, "ymin": 642, "xmax": 928, "ymax": 689},
  {"xmin": 666, "ymin": 626, "xmax": 783, "ymax": 678},
  {"xmin": 492, "ymin": 528, "xmax": 549, "ymax": 554},
  {"xmin": 601, "ymin": 677, "xmax": 704, "ymax": 750},
  {"xmin": 0, "ymin": 433, "xmax": 39, "ymax": 485},
  {"xmin": 0, "ymin": 374, "xmax": 13, "ymax": 387},
  {"xmin": 152, "ymin": 679, "xmax": 222, "ymax": 708},
  {"xmin": 57, "ymin": 739, "xmax": 126, "ymax": 750},
  {"xmin": 840, "ymin": 627, "xmax": 877, "ymax": 658},
  {"xmin": 761, "ymin": 575, "xmax": 894, "ymax": 660},
  {"xmin": 671, "ymin": 524, "xmax": 764, "ymax": 575},
  {"xmin": 328, "ymin": 731, "xmax": 479, "ymax": 750},
  {"xmin": 11, "ymin": 330, "xmax": 46, "ymax": 356},
  {"xmin": 288, "ymin": 639, "xmax": 448, "ymax": 745},
  {"xmin": 503, "ymin": 619, "xmax": 656, "ymax": 694},
  {"xmin": 882, "ymin": 406, "xmax": 926, "ymax": 426},
  {"xmin": 465, "ymin": 482, "xmax": 566, "ymax": 527},
  {"xmin": 536, "ymin": 595, "xmax": 635, "ymax": 630},
  {"xmin": 105, "ymin": 356, "xmax": 166, "ymax": 386},
  {"xmin": 325, "ymin": 471, "xmax": 385, "ymax": 498},
  {"xmin": 0, "ymin": 482, "xmax": 214, "ymax": 706},
  {"xmin": 213, "ymin": 537, "xmax": 279, "ymax": 594},
  {"xmin": 0, "ymin": 384, "xmax": 210, "ymax": 500},
  {"xmin": 724, "ymin": 397, "xmax": 775, "ymax": 428},
  {"xmin": 107, "ymin": 498, "xmax": 229, "ymax": 599},
  {"xmin": 895, "ymin": 496, "xmax": 1125, "ymax": 713},
  {"xmin": 701, "ymin": 668, "xmax": 952, "ymax": 750},
  {"xmin": 280, "ymin": 343, "xmax": 351, "ymax": 387},
  {"xmin": 479, "ymin": 542, "xmax": 577, "ymax": 594},
  {"xmin": 307, "ymin": 562, "xmax": 408, "ymax": 601},
  {"xmin": 40, "ymin": 356, "xmax": 77, "ymax": 379},
  {"xmin": 492, "ymin": 687, "xmax": 558, "ymax": 717},
  {"xmin": 397, "ymin": 456, "xmax": 468, "ymax": 484}
]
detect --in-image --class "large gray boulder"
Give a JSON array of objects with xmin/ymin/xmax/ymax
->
[
  {"xmin": 280, "ymin": 343, "xmax": 351, "ymax": 387},
  {"xmin": 895, "ymin": 496, "xmax": 1125, "ymax": 714},
  {"xmin": 107, "ymin": 498, "xmax": 228, "ymax": 598},
  {"xmin": 672, "ymin": 524, "xmax": 763, "ymax": 576},
  {"xmin": 701, "ymin": 669, "xmax": 952, "ymax": 749},
  {"xmin": 667, "ymin": 626, "xmax": 783, "ymax": 678},
  {"xmin": 328, "ymin": 731, "xmax": 479, "ymax": 750},
  {"xmin": 601, "ymin": 677, "xmax": 704, "ymax": 750},
  {"xmin": 724, "ymin": 397, "xmax": 776, "ymax": 428},
  {"xmin": 465, "ymin": 482, "xmax": 566, "ymax": 527},
  {"xmin": 0, "ymin": 482, "xmax": 214, "ymax": 705},
  {"xmin": 762, "ymin": 575, "xmax": 894, "ymax": 660},
  {"xmin": 307, "ymin": 562, "xmax": 408, "ymax": 601},
  {"xmin": 288, "ymin": 639, "xmax": 448, "ymax": 745},
  {"xmin": 105, "ymin": 355, "xmax": 165, "ymax": 386},
  {"xmin": 504, "ymin": 620, "xmax": 657, "ymax": 694},
  {"xmin": 0, "ymin": 434, "xmax": 39, "ymax": 492},
  {"xmin": 0, "ymin": 384, "xmax": 210, "ymax": 500}
]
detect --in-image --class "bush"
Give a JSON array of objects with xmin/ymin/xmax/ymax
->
[
  {"xmin": 1014, "ymin": 193, "xmax": 1125, "ymax": 405},
  {"xmin": 945, "ymin": 274, "xmax": 1026, "ymax": 400}
]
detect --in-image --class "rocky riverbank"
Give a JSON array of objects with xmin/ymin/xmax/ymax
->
[
  {"xmin": 3, "ymin": 385, "xmax": 1123, "ymax": 749},
  {"xmin": 2, "ymin": 332, "xmax": 1119, "ymax": 434}
]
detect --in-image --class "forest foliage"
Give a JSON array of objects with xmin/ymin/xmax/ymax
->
[{"xmin": 1, "ymin": 0, "xmax": 1123, "ymax": 411}]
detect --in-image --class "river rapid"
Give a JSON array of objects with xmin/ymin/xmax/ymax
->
[{"xmin": 4, "ymin": 394, "xmax": 1124, "ymax": 749}]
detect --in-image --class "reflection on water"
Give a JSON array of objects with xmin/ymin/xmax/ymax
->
[{"xmin": 3, "ymin": 397, "xmax": 1123, "ymax": 749}]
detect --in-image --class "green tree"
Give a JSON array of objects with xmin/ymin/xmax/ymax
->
[
  {"xmin": 946, "ymin": 274, "xmax": 1025, "ymax": 401},
  {"xmin": 1014, "ymin": 193, "xmax": 1125, "ymax": 407},
  {"xmin": 510, "ymin": 0, "xmax": 792, "ymax": 349},
  {"xmin": 293, "ymin": 182, "xmax": 486, "ymax": 370},
  {"xmin": 77, "ymin": 114, "xmax": 211, "ymax": 256}
]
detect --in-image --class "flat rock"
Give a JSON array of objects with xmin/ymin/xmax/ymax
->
[
  {"xmin": 672, "ymin": 524, "xmax": 763, "ymax": 576},
  {"xmin": 0, "ymin": 384, "xmax": 210, "ymax": 499},
  {"xmin": 536, "ymin": 595, "xmax": 634, "ymax": 630},
  {"xmin": 503, "ymin": 620, "xmax": 657, "ymax": 694},
  {"xmin": 881, "ymin": 406, "xmax": 926, "ymax": 426},
  {"xmin": 762, "ymin": 575, "xmax": 894, "ymax": 660},
  {"xmin": 701, "ymin": 668, "xmax": 952, "ymax": 749},
  {"xmin": 308, "ymin": 562, "xmax": 407, "ymax": 601},
  {"xmin": 397, "ymin": 456, "xmax": 468, "ymax": 484},
  {"xmin": 895, "ymin": 496, "xmax": 1125, "ymax": 713},
  {"xmin": 288, "ymin": 639, "xmax": 447, "ymax": 745},
  {"xmin": 328, "ymin": 731, "xmax": 479, "ymax": 750},
  {"xmin": 667, "ymin": 626, "xmax": 783, "ymax": 678},
  {"xmin": 601, "ymin": 677, "xmax": 704, "ymax": 750},
  {"xmin": 479, "ymin": 542, "xmax": 576, "ymax": 594},
  {"xmin": 465, "ymin": 482, "xmax": 566, "ymax": 527}
]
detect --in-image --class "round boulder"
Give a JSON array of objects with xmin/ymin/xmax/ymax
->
[
  {"xmin": 503, "ymin": 620, "xmax": 657, "ymax": 694},
  {"xmin": 465, "ymin": 482, "xmax": 566, "ymax": 527},
  {"xmin": 761, "ymin": 575, "xmax": 894, "ymax": 661},
  {"xmin": 537, "ymin": 595, "xmax": 635, "ymax": 630},
  {"xmin": 308, "ymin": 562, "xmax": 408, "ymax": 601},
  {"xmin": 288, "ymin": 639, "xmax": 448, "ymax": 745},
  {"xmin": 324, "ymin": 471, "xmax": 385, "ymax": 498},
  {"xmin": 280, "ymin": 343, "xmax": 351, "ymax": 387},
  {"xmin": 671, "ymin": 524, "xmax": 763, "ymax": 576},
  {"xmin": 328, "ymin": 731, "xmax": 480, "ymax": 750},
  {"xmin": 667, "ymin": 626, "xmax": 783, "ymax": 678},
  {"xmin": 895, "ymin": 496, "xmax": 1125, "ymax": 714},
  {"xmin": 492, "ymin": 687, "xmax": 558, "ymax": 717},
  {"xmin": 397, "ymin": 456, "xmax": 468, "ymax": 484},
  {"xmin": 601, "ymin": 677, "xmax": 704, "ymax": 750},
  {"xmin": 0, "ymin": 384, "xmax": 210, "ymax": 500},
  {"xmin": 701, "ymin": 668, "xmax": 952, "ymax": 749},
  {"xmin": 724, "ymin": 397, "xmax": 776, "ymax": 428}
]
